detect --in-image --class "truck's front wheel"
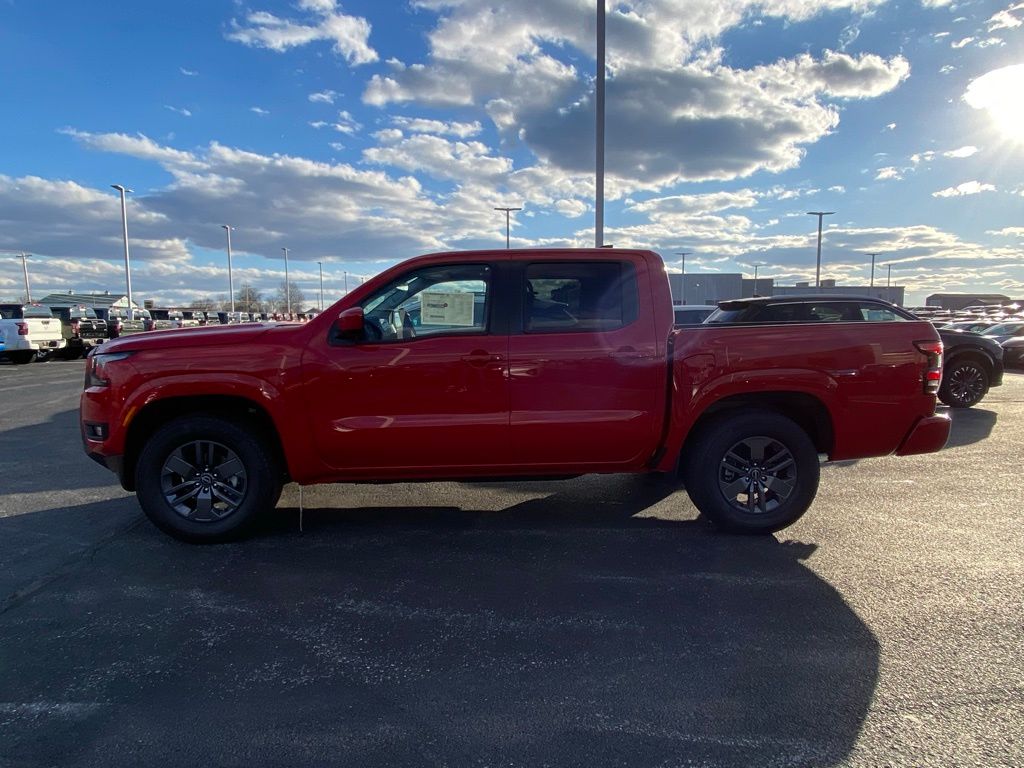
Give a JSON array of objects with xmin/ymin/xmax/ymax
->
[
  {"xmin": 135, "ymin": 415, "xmax": 281, "ymax": 543},
  {"xmin": 682, "ymin": 411, "xmax": 819, "ymax": 534}
]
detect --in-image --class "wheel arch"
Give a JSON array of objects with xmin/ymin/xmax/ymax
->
[
  {"xmin": 122, "ymin": 395, "xmax": 289, "ymax": 491},
  {"xmin": 678, "ymin": 391, "xmax": 833, "ymax": 473},
  {"xmin": 944, "ymin": 348, "xmax": 994, "ymax": 378}
]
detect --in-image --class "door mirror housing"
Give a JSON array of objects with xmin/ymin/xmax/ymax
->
[{"xmin": 334, "ymin": 306, "xmax": 365, "ymax": 341}]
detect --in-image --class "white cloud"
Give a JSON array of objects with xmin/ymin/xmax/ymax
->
[
  {"xmin": 920, "ymin": 0, "xmax": 953, "ymax": 6},
  {"xmin": 179, "ymin": 67, "xmax": 198, "ymax": 76},
  {"xmin": 951, "ymin": 36, "xmax": 974, "ymax": 48},
  {"xmin": 391, "ymin": 116, "xmax": 482, "ymax": 138},
  {"xmin": 988, "ymin": 227, "xmax": 1024, "ymax": 237},
  {"xmin": 932, "ymin": 181, "xmax": 997, "ymax": 197},
  {"xmin": 309, "ymin": 90, "xmax": 338, "ymax": 104},
  {"xmin": 227, "ymin": 2, "xmax": 377, "ymax": 65},
  {"xmin": 250, "ymin": 106, "xmax": 270, "ymax": 116},
  {"xmin": 884, "ymin": 122, "xmax": 896, "ymax": 130},
  {"xmin": 554, "ymin": 199, "xmax": 587, "ymax": 218},
  {"xmin": 164, "ymin": 105, "xmax": 192, "ymax": 117},
  {"xmin": 875, "ymin": 166, "xmax": 903, "ymax": 180},
  {"xmin": 988, "ymin": 5, "xmax": 1024, "ymax": 31},
  {"xmin": 944, "ymin": 145, "xmax": 979, "ymax": 158},
  {"xmin": 309, "ymin": 111, "xmax": 362, "ymax": 134}
]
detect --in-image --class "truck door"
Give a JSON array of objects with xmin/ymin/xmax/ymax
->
[
  {"xmin": 506, "ymin": 258, "xmax": 664, "ymax": 467},
  {"xmin": 303, "ymin": 261, "xmax": 511, "ymax": 473}
]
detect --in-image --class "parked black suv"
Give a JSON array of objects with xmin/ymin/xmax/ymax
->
[{"xmin": 705, "ymin": 295, "xmax": 1002, "ymax": 408}]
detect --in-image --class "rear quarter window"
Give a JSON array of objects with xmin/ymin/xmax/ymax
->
[{"xmin": 524, "ymin": 261, "xmax": 638, "ymax": 333}]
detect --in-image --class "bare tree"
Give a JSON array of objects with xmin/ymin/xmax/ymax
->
[
  {"xmin": 189, "ymin": 297, "xmax": 218, "ymax": 311},
  {"xmin": 235, "ymin": 282, "xmax": 263, "ymax": 313},
  {"xmin": 274, "ymin": 281, "xmax": 305, "ymax": 313}
]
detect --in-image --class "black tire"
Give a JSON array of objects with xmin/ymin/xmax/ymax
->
[
  {"xmin": 938, "ymin": 358, "xmax": 989, "ymax": 408},
  {"xmin": 682, "ymin": 410, "xmax": 820, "ymax": 534},
  {"xmin": 9, "ymin": 351, "xmax": 36, "ymax": 365},
  {"xmin": 135, "ymin": 415, "xmax": 281, "ymax": 543}
]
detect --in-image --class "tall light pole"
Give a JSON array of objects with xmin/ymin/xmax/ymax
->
[
  {"xmin": 887, "ymin": 264, "xmax": 892, "ymax": 289},
  {"xmin": 867, "ymin": 252, "xmax": 879, "ymax": 288},
  {"xmin": 494, "ymin": 207, "xmax": 522, "ymax": 249},
  {"xmin": 595, "ymin": 0, "xmax": 605, "ymax": 247},
  {"xmin": 675, "ymin": 251, "xmax": 691, "ymax": 305},
  {"xmin": 344, "ymin": 270, "xmax": 349, "ymax": 293},
  {"xmin": 222, "ymin": 225, "xmax": 235, "ymax": 313},
  {"xmin": 281, "ymin": 247, "xmax": 290, "ymax": 314},
  {"xmin": 111, "ymin": 184, "xmax": 134, "ymax": 319},
  {"xmin": 317, "ymin": 261, "xmax": 324, "ymax": 311},
  {"xmin": 807, "ymin": 211, "xmax": 834, "ymax": 288},
  {"xmin": 20, "ymin": 252, "xmax": 31, "ymax": 303},
  {"xmin": 750, "ymin": 262, "xmax": 767, "ymax": 296}
]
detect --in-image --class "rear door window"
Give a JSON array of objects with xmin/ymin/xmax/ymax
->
[{"xmin": 523, "ymin": 261, "xmax": 638, "ymax": 333}]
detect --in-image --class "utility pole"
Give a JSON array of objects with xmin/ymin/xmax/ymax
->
[
  {"xmin": 111, "ymin": 184, "xmax": 134, "ymax": 319},
  {"xmin": 20, "ymin": 252, "xmax": 31, "ymax": 303},
  {"xmin": 317, "ymin": 261, "xmax": 324, "ymax": 311},
  {"xmin": 868, "ymin": 252, "xmax": 879, "ymax": 288},
  {"xmin": 675, "ymin": 251, "xmax": 691, "ymax": 305},
  {"xmin": 493, "ymin": 207, "xmax": 522, "ymax": 249},
  {"xmin": 595, "ymin": 0, "xmax": 605, "ymax": 247},
  {"xmin": 281, "ymin": 247, "xmax": 291, "ymax": 314},
  {"xmin": 807, "ymin": 211, "xmax": 835, "ymax": 288},
  {"xmin": 887, "ymin": 264, "xmax": 892, "ymax": 289},
  {"xmin": 222, "ymin": 225, "xmax": 235, "ymax": 312}
]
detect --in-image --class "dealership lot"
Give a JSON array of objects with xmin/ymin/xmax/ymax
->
[{"xmin": 1, "ymin": 360, "xmax": 1022, "ymax": 767}]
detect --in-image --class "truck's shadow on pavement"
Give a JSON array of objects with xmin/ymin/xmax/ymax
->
[
  {"xmin": 942, "ymin": 407, "xmax": 997, "ymax": 448},
  {"xmin": 3, "ymin": 475, "xmax": 879, "ymax": 768}
]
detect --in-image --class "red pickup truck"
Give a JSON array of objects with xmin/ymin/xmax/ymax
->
[{"xmin": 81, "ymin": 248, "xmax": 949, "ymax": 542}]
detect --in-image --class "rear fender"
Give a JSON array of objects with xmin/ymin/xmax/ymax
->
[{"xmin": 655, "ymin": 362, "xmax": 840, "ymax": 473}]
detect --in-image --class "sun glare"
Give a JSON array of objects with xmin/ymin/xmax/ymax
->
[{"xmin": 964, "ymin": 64, "xmax": 1024, "ymax": 143}]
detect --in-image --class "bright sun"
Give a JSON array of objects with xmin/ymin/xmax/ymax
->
[{"xmin": 964, "ymin": 64, "xmax": 1024, "ymax": 143}]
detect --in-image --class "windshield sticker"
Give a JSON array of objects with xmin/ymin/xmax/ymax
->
[{"xmin": 420, "ymin": 292, "xmax": 475, "ymax": 326}]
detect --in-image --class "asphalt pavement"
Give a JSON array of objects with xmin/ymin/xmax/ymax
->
[{"xmin": 1, "ymin": 359, "xmax": 1021, "ymax": 767}]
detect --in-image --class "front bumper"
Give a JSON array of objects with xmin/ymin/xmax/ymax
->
[{"xmin": 895, "ymin": 413, "xmax": 951, "ymax": 456}]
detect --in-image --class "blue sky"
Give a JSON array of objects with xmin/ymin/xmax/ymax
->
[{"xmin": 1, "ymin": 0, "xmax": 1022, "ymax": 308}]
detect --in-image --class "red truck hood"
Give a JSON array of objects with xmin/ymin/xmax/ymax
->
[{"xmin": 99, "ymin": 322, "xmax": 302, "ymax": 353}]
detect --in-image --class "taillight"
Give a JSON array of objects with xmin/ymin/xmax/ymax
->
[
  {"xmin": 914, "ymin": 340, "xmax": 943, "ymax": 394},
  {"xmin": 16, "ymin": 321, "xmax": 28, "ymax": 335},
  {"xmin": 70, "ymin": 319, "xmax": 81, "ymax": 336}
]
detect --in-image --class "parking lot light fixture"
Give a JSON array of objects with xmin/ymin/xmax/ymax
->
[
  {"xmin": 494, "ymin": 207, "xmax": 522, "ymax": 249},
  {"xmin": 867, "ymin": 252, "xmax": 880, "ymax": 288},
  {"xmin": 675, "ymin": 252, "xmax": 691, "ymax": 305},
  {"xmin": 807, "ymin": 211, "xmax": 835, "ymax": 288},
  {"xmin": 222, "ymin": 225, "xmax": 234, "ymax": 313},
  {"xmin": 887, "ymin": 263, "xmax": 892, "ymax": 289},
  {"xmin": 21, "ymin": 252, "xmax": 31, "ymax": 303},
  {"xmin": 282, "ymin": 247, "xmax": 290, "ymax": 314},
  {"xmin": 318, "ymin": 261, "xmax": 324, "ymax": 311},
  {"xmin": 749, "ymin": 262, "xmax": 767, "ymax": 296},
  {"xmin": 112, "ymin": 184, "xmax": 134, "ymax": 320}
]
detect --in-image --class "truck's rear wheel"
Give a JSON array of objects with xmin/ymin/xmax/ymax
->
[
  {"xmin": 682, "ymin": 410, "xmax": 819, "ymax": 534},
  {"xmin": 135, "ymin": 415, "xmax": 280, "ymax": 543},
  {"xmin": 9, "ymin": 351, "xmax": 36, "ymax": 365}
]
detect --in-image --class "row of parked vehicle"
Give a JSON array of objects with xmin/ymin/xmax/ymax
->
[{"xmin": 0, "ymin": 302, "xmax": 318, "ymax": 364}]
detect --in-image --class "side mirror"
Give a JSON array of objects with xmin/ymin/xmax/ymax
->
[{"xmin": 334, "ymin": 306, "xmax": 365, "ymax": 341}]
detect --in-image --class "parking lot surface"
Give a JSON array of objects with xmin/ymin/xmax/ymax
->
[{"xmin": 1, "ymin": 359, "xmax": 1021, "ymax": 767}]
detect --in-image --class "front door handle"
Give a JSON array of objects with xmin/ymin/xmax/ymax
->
[{"xmin": 462, "ymin": 350, "xmax": 503, "ymax": 366}]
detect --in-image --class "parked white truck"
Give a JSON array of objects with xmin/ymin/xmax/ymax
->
[{"xmin": 0, "ymin": 303, "xmax": 66, "ymax": 364}]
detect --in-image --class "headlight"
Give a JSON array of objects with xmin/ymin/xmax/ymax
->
[{"xmin": 85, "ymin": 351, "xmax": 133, "ymax": 388}]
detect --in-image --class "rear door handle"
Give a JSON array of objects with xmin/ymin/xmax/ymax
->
[{"xmin": 462, "ymin": 350, "xmax": 503, "ymax": 366}]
